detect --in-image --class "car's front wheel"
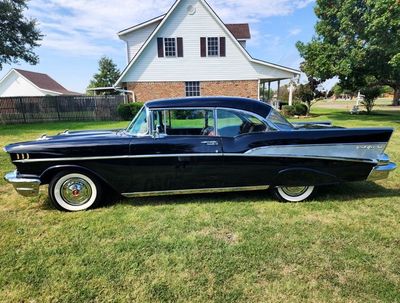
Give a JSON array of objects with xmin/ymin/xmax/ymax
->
[
  {"xmin": 273, "ymin": 185, "xmax": 315, "ymax": 203},
  {"xmin": 49, "ymin": 172, "xmax": 102, "ymax": 211}
]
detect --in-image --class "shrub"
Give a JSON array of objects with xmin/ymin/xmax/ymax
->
[
  {"xmin": 293, "ymin": 103, "xmax": 308, "ymax": 116},
  {"xmin": 282, "ymin": 105, "xmax": 295, "ymax": 117},
  {"xmin": 117, "ymin": 102, "xmax": 145, "ymax": 120},
  {"xmin": 360, "ymin": 86, "xmax": 382, "ymax": 114}
]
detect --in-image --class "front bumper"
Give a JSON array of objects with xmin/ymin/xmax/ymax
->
[
  {"xmin": 4, "ymin": 171, "xmax": 41, "ymax": 197},
  {"xmin": 367, "ymin": 154, "xmax": 397, "ymax": 181}
]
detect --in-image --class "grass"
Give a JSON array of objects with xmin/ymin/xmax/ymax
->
[{"xmin": 0, "ymin": 109, "xmax": 399, "ymax": 302}]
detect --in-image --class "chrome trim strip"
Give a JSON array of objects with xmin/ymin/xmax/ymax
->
[
  {"xmin": 122, "ymin": 185, "xmax": 270, "ymax": 198},
  {"xmin": 14, "ymin": 153, "xmax": 224, "ymax": 163},
  {"xmin": 14, "ymin": 147, "xmax": 383, "ymax": 164}
]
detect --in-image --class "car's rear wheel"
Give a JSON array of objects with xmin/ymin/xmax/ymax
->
[
  {"xmin": 273, "ymin": 185, "xmax": 315, "ymax": 202},
  {"xmin": 49, "ymin": 172, "xmax": 102, "ymax": 211}
]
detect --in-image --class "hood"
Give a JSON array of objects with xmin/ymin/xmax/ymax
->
[{"xmin": 4, "ymin": 129, "xmax": 128, "ymax": 154}]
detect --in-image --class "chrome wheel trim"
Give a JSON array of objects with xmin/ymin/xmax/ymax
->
[
  {"xmin": 54, "ymin": 173, "xmax": 97, "ymax": 211},
  {"xmin": 276, "ymin": 186, "xmax": 315, "ymax": 202},
  {"xmin": 280, "ymin": 186, "xmax": 309, "ymax": 197},
  {"xmin": 60, "ymin": 177, "xmax": 92, "ymax": 206}
]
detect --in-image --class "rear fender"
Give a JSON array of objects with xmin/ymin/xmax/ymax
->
[{"xmin": 274, "ymin": 168, "xmax": 339, "ymax": 186}]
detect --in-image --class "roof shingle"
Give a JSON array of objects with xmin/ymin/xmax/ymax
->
[
  {"xmin": 14, "ymin": 69, "xmax": 80, "ymax": 95},
  {"xmin": 225, "ymin": 24, "xmax": 251, "ymax": 40}
]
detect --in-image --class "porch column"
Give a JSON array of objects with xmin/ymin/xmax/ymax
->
[{"xmin": 288, "ymin": 81, "xmax": 294, "ymax": 106}]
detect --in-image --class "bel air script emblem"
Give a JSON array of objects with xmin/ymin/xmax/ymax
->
[{"xmin": 356, "ymin": 144, "xmax": 385, "ymax": 150}]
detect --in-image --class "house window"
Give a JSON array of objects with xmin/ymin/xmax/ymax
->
[
  {"xmin": 200, "ymin": 37, "xmax": 226, "ymax": 57},
  {"xmin": 164, "ymin": 38, "xmax": 176, "ymax": 57},
  {"xmin": 185, "ymin": 82, "xmax": 201, "ymax": 97},
  {"xmin": 207, "ymin": 37, "xmax": 219, "ymax": 56}
]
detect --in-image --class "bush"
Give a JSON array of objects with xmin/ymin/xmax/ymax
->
[
  {"xmin": 282, "ymin": 103, "xmax": 308, "ymax": 117},
  {"xmin": 118, "ymin": 102, "xmax": 145, "ymax": 120},
  {"xmin": 360, "ymin": 86, "xmax": 382, "ymax": 114},
  {"xmin": 282, "ymin": 105, "xmax": 295, "ymax": 117},
  {"xmin": 293, "ymin": 103, "xmax": 308, "ymax": 116}
]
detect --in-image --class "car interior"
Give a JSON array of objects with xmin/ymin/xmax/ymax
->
[{"xmin": 152, "ymin": 109, "xmax": 267, "ymax": 137}]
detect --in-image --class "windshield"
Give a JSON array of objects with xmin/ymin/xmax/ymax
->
[
  {"xmin": 267, "ymin": 109, "xmax": 294, "ymax": 130},
  {"xmin": 126, "ymin": 106, "xmax": 148, "ymax": 136}
]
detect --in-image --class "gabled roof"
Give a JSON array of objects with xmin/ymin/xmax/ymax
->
[
  {"xmin": 115, "ymin": 0, "xmax": 300, "ymax": 86},
  {"xmin": 9, "ymin": 69, "xmax": 80, "ymax": 95},
  {"xmin": 226, "ymin": 24, "xmax": 251, "ymax": 40},
  {"xmin": 118, "ymin": 14, "xmax": 251, "ymax": 41},
  {"xmin": 118, "ymin": 14, "xmax": 166, "ymax": 37}
]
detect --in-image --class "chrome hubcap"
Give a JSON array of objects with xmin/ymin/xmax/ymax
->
[
  {"xmin": 60, "ymin": 177, "xmax": 92, "ymax": 206},
  {"xmin": 280, "ymin": 186, "xmax": 309, "ymax": 197}
]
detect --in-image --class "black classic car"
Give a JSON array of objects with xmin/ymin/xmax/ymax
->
[{"xmin": 4, "ymin": 97, "xmax": 397, "ymax": 211}]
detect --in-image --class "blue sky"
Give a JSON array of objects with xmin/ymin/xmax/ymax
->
[{"xmin": 0, "ymin": 0, "xmax": 319, "ymax": 93}]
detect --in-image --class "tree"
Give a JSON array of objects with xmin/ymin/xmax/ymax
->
[
  {"xmin": 360, "ymin": 86, "xmax": 382, "ymax": 114},
  {"xmin": 297, "ymin": 77, "xmax": 324, "ymax": 115},
  {"xmin": 296, "ymin": 0, "xmax": 400, "ymax": 106},
  {"xmin": 87, "ymin": 56, "xmax": 120, "ymax": 95},
  {"xmin": 0, "ymin": 0, "xmax": 42, "ymax": 70}
]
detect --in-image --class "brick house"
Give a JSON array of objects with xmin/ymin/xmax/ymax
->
[{"xmin": 114, "ymin": 0, "xmax": 300, "ymax": 102}]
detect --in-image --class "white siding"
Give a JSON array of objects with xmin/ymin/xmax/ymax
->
[
  {"xmin": 121, "ymin": 0, "xmax": 296, "ymax": 83},
  {"xmin": 120, "ymin": 22, "xmax": 161, "ymax": 62},
  {"xmin": 0, "ymin": 71, "xmax": 47, "ymax": 97}
]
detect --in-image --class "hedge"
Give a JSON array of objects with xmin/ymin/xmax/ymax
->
[{"xmin": 117, "ymin": 102, "xmax": 145, "ymax": 120}]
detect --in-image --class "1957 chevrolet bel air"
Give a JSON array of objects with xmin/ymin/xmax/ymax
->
[{"xmin": 4, "ymin": 97, "xmax": 397, "ymax": 211}]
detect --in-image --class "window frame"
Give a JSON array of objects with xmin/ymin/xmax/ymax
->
[
  {"xmin": 207, "ymin": 37, "xmax": 219, "ymax": 57},
  {"xmin": 164, "ymin": 37, "xmax": 177, "ymax": 58},
  {"xmin": 215, "ymin": 108, "xmax": 272, "ymax": 137},
  {"xmin": 185, "ymin": 81, "xmax": 201, "ymax": 97},
  {"xmin": 147, "ymin": 107, "xmax": 275, "ymax": 138},
  {"xmin": 149, "ymin": 107, "xmax": 216, "ymax": 137}
]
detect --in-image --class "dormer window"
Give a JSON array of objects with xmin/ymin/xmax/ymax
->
[
  {"xmin": 157, "ymin": 37, "xmax": 183, "ymax": 58},
  {"xmin": 200, "ymin": 37, "xmax": 226, "ymax": 57}
]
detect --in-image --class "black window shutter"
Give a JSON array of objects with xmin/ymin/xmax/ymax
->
[
  {"xmin": 177, "ymin": 37, "xmax": 183, "ymax": 57},
  {"xmin": 220, "ymin": 37, "xmax": 226, "ymax": 57},
  {"xmin": 157, "ymin": 38, "xmax": 164, "ymax": 57},
  {"xmin": 200, "ymin": 37, "xmax": 207, "ymax": 57}
]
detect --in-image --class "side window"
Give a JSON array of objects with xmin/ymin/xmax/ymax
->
[
  {"xmin": 216, "ymin": 109, "xmax": 267, "ymax": 137},
  {"xmin": 151, "ymin": 109, "xmax": 215, "ymax": 136}
]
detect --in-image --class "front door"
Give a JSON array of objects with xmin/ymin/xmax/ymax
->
[{"xmin": 128, "ymin": 108, "xmax": 223, "ymax": 193}]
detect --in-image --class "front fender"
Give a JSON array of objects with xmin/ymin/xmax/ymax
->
[{"xmin": 40, "ymin": 165, "xmax": 118, "ymax": 192}]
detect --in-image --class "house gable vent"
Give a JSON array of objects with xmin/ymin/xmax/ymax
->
[{"xmin": 187, "ymin": 5, "xmax": 196, "ymax": 15}]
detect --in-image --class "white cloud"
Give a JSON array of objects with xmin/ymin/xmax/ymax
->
[
  {"xmin": 26, "ymin": 0, "xmax": 314, "ymax": 56},
  {"xmin": 289, "ymin": 27, "xmax": 302, "ymax": 36}
]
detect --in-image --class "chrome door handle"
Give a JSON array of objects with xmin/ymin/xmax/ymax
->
[{"xmin": 201, "ymin": 141, "xmax": 219, "ymax": 146}]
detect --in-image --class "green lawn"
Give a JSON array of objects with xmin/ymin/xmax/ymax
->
[{"xmin": 0, "ymin": 110, "xmax": 399, "ymax": 302}]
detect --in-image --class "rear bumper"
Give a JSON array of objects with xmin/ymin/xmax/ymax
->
[
  {"xmin": 4, "ymin": 171, "xmax": 41, "ymax": 197},
  {"xmin": 367, "ymin": 154, "xmax": 397, "ymax": 181}
]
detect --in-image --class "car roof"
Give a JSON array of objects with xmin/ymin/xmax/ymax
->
[{"xmin": 145, "ymin": 97, "xmax": 272, "ymax": 118}]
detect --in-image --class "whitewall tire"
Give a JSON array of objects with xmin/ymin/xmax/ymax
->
[
  {"xmin": 49, "ymin": 172, "xmax": 102, "ymax": 211},
  {"xmin": 273, "ymin": 186, "xmax": 315, "ymax": 202}
]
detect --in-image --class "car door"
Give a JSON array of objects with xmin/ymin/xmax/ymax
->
[
  {"xmin": 128, "ymin": 108, "xmax": 223, "ymax": 193},
  {"xmin": 217, "ymin": 108, "xmax": 278, "ymax": 187}
]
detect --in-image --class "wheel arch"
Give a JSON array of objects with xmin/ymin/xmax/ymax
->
[
  {"xmin": 40, "ymin": 165, "xmax": 118, "ymax": 192},
  {"xmin": 274, "ymin": 167, "xmax": 339, "ymax": 186}
]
